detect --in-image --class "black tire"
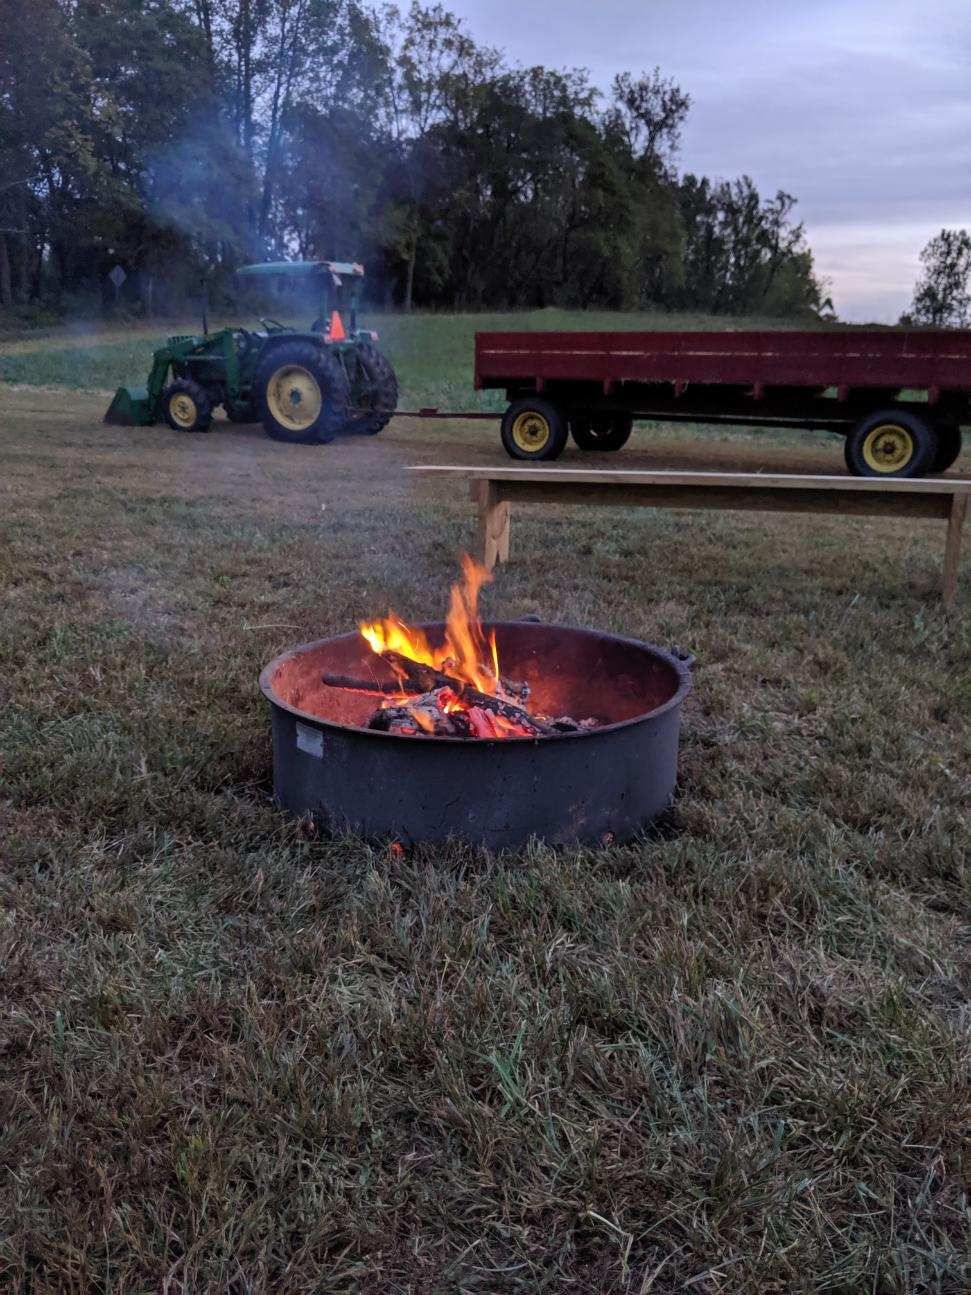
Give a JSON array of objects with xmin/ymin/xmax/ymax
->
[
  {"xmin": 162, "ymin": 379, "xmax": 213, "ymax": 433},
  {"xmin": 342, "ymin": 342, "xmax": 399, "ymax": 435},
  {"xmin": 500, "ymin": 398, "xmax": 568, "ymax": 461},
  {"xmin": 255, "ymin": 342, "xmax": 349, "ymax": 445},
  {"xmin": 223, "ymin": 398, "xmax": 258, "ymax": 423},
  {"xmin": 843, "ymin": 408, "xmax": 936, "ymax": 478},
  {"xmin": 932, "ymin": 424, "xmax": 962, "ymax": 473},
  {"xmin": 569, "ymin": 413, "xmax": 633, "ymax": 452}
]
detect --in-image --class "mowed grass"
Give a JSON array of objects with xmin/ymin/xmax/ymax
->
[{"xmin": 0, "ymin": 364, "xmax": 969, "ymax": 1291}]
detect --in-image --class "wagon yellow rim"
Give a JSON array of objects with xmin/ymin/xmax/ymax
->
[
  {"xmin": 862, "ymin": 423, "xmax": 913, "ymax": 473},
  {"xmin": 266, "ymin": 365, "xmax": 322, "ymax": 431},
  {"xmin": 511, "ymin": 410, "xmax": 551, "ymax": 453},
  {"xmin": 169, "ymin": 393, "xmax": 198, "ymax": 428}
]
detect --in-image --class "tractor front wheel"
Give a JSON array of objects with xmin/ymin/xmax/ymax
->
[
  {"xmin": 256, "ymin": 343, "xmax": 349, "ymax": 444},
  {"xmin": 162, "ymin": 379, "xmax": 213, "ymax": 433}
]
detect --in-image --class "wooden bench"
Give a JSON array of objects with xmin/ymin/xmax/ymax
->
[{"xmin": 409, "ymin": 466, "xmax": 971, "ymax": 606}]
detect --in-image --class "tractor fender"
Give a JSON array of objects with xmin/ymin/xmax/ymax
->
[{"xmin": 255, "ymin": 331, "xmax": 321, "ymax": 354}]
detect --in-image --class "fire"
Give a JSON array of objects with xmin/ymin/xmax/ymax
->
[
  {"xmin": 320, "ymin": 555, "xmax": 596, "ymax": 739},
  {"xmin": 358, "ymin": 555, "xmax": 535, "ymax": 738},
  {"xmin": 360, "ymin": 554, "xmax": 503, "ymax": 697}
]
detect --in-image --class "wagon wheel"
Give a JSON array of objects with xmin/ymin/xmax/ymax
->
[
  {"xmin": 844, "ymin": 409, "xmax": 936, "ymax": 478},
  {"xmin": 569, "ymin": 414, "xmax": 633, "ymax": 452},
  {"xmin": 932, "ymin": 425, "xmax": 962, "ymax": 474},
  {"xmin": 500, "ymin": 399, "xmax": 568, "ymax": 461}
]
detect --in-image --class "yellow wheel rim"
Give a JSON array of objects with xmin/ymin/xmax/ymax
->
[
  {"xmin": 169, "ymin": 393, "xmax": 198, "ymax": 429},
  {"xmin": 862, "ymin": 423, "xmax": 914, "ymax": 473},
  {"xmin": 511, "ymin": 410, "xmax": 551, "ymax": 453},
  {"xmin": 266, "ymin": 365, "xmax": 322, "ymax": 431}
]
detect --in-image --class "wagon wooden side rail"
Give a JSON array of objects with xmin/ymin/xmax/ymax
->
[
  {"xmin": 409, "ymin": 466, "xmax": 971, "ymax": 606},
  {"xmin": 472, "ymin": 328, "xmax": 971, "ymax": 475}
]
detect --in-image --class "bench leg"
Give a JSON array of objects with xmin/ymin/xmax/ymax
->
[
  {"xmin": 474, "ymin": 481, "xmax": 510, "ymax": 570},
  {"xmin": 943, "ymin": 492, "xmax": 966, "ymax": 607}
]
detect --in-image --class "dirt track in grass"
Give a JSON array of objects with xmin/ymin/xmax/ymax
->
[
  {"xmin": 10, "ymin": 380, "xmax": 966, "ymax": 503},
  {"xmin": 1, "ymin": 382, "xmax": 969, "ymax": 1292}
]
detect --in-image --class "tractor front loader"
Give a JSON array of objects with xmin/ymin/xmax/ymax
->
[{"xmin": 104, "ymin": 261, "xmax": 398, "ymax": 445}]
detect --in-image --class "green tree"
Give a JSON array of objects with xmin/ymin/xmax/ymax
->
[
  {"xmin": 377, "ymin": 1, "xmax": 490, "ymax": 309},
  {"xmin": 908, "ymin": 229, "xmax": 971, "ymax": 327},
  {"xmin": 0, "ymin": 0, "xmax": 826, "ymax": 321},
  {"xmin": 0, "ymin": 0, "xmax": 102, "ymax": 304},
  {"xmin": 676, "ymin": 174, "xmax": 820, "ymax": 315}
]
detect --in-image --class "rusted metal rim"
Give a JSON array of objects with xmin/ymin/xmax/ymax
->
[{"xmin": 259, "ymin": 621, "xmax": 693, "ymax": 746}]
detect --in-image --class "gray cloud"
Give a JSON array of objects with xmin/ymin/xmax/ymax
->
[{"xmin": 447, "ymin": 0, "xmax": 971, "ymax": 320}]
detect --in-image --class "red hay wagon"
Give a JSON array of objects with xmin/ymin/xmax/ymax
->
[{"xmin": 473, "ymin": 329, "xmax": 971, "ymax": 477}]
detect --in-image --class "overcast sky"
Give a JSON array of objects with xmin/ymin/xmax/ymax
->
[{"xmin": 446, "ymin": 0, "xmax": 971, "ymax": 322}]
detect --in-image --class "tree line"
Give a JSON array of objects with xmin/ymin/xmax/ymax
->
[
  {"xmin": 0, "ymin": 0, "xmax": 825, "ymax": 317},
  {"xmin": 905, "ymin": 230, "xmax": 971, "ymax": 328}
]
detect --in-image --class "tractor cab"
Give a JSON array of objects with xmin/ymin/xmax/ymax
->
[{"xmin": 235, "ymin": 260, "xmax": 366, "ymax": 342}]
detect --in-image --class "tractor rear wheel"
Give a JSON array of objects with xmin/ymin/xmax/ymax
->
[
  {"xmin": 256, "ymin": 342, "xmax": 349, "ymax": 444},
  {"xmin": 570, "ymin": 413, "xmax": 633, "ymax": 452},
  {"xmin": 342, "ymin": 342, "xmax": 398, "ymax": 435},
  {"xmin": 162, "ymin": 379, "xmax": 213, "ymax": 433}
]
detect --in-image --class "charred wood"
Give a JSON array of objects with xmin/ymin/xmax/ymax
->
[
  {"xmin": 379, "ymin": 651, "xmax": 550, "ymax": 734},
  {"xmin": 322, "ymin": 661, "xmax": 600, "ymax": 739}
]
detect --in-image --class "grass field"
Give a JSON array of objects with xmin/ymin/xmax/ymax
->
[
  {"xmin": 1, "ymin": 314, "xmax": 969, "ymax": 1292},
  {"xmin": 0, "ymin": 306, "xmax": 852, "ymax": 410}
]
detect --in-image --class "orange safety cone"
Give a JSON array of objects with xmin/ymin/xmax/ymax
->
[{"xmin": 328, "ymin": 310, "xmax": 346, "ymax": 341}]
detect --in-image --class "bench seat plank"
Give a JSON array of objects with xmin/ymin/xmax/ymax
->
[{"xmin": 408, "ymin": 466, "xmax": 969, "ymax": 604}]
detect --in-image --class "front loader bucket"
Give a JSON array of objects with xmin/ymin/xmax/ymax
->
[{"xmin": 104, "ymin": 386, "xmax": 154, "ymax": 426}]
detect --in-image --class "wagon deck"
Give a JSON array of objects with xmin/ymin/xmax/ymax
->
[{"xmin": 474, "ymin": 329, "xmax": 971, "ymax": 478}]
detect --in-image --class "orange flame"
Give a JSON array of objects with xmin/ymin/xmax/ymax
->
[{"xmin": 360, "ymin": 554, "xmax": 502, "ymax": 695}]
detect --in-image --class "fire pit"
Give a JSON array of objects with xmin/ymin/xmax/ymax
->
[
  {"xmin": 260, "ymin": 605, "xmax": 692, "ymax": 850},
  {"xmin": 260, "ymin": 558, "xmax": 692, "ymax": 848}
]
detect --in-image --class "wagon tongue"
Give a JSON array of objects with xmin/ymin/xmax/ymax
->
[{"xmin": 320, "ymin": 555, "xmax": 598, "ymax": 738}]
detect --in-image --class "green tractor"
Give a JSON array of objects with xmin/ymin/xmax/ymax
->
[{"xmin": 104, "ymin": 260, "xmax": 398, "ymax": 444}]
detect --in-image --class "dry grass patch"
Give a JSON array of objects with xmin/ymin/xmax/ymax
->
[{"xmin": 0, "ymin": 382, "xmax": 968, "ymax": 1292}]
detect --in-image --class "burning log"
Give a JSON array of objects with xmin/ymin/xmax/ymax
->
[
  {"xmin": 379, "ymin": 650, "xmax": 549, "ymax": 734},
  {"xmin": 325, "ymin": 653, "xmax": 553, "ymax": 737},
  {"xmin": 380, "ymin": 650, "xmax": 529, "ymax": 704},
  {"xmin": 321, "ymin": 672, "xmax": 425, "ymax": 697},
  {"xmin": 366, "ymin": 687, "xmax": 480, "ymax": 737},
  {"xmin": 321, "ymin": 669, "xmax": 600, "ymax": 740},
  {"xmin": 320, "ymin": 555, "xmax": 602, "ymax": 741}
]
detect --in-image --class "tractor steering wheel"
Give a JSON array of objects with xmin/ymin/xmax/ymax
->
[{"xmin": 259, "ymin": 317, "xmax": 287, "ymax": 334}]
